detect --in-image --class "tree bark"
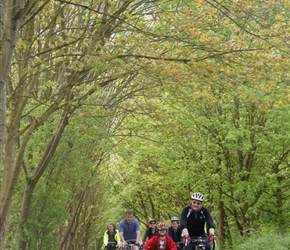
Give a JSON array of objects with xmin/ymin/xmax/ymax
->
[
  {"xmin": 0, "ymin": 1, "xmax": 42, "ymax": 248},
  {"xmin": 217, "ymin": 199, "xmax": 225, "ymax": 250},
  {"xmin": 17, "ymin": 92, "xmax": 72, "ymax": 249}
]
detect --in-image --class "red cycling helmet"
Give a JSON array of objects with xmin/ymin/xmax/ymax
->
[{"xmin": 157, "ymin": 222, "xmax": 168, "ymax": 230}]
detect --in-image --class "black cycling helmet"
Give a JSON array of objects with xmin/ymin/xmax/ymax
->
[
  {"xmin": 149, "ymin": 218, "xmax": 156, "ymax": 224},
  {"xmin": 170, "ymin": 216, "xmax": 179, "ymax": 222}
]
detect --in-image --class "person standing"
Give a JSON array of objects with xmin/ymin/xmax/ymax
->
[
  {"xmin": 143, "ymin": 222, "xmax": 177, "ymax": 250},
  {"xmin": 118, "ymin": 210, "xmax": 142, "ymax": 250},
  {"xmin": 143, "ymin": 218, "xmax": 158, "ymax": 242},
  {"xmin": 103, "ymin": 223, "xmax": 121, "ymax": 249},
  {"xmin": 180, "ymin": 192, "xmax": 215, "ymax": 250}
]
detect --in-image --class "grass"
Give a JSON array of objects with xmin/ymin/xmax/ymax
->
[{"xmin": 230, "ymin": 228, "xmax": 290, "ymax": 250}]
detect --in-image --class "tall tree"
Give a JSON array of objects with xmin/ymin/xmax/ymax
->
[{"xmin": 0, "ymin": 1, "xmax": 49, "ymax": 247}]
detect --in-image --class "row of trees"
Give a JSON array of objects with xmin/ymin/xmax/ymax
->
[{"xmin": 1, "ymin": 0, "xmax": 290, "ymax": 249}]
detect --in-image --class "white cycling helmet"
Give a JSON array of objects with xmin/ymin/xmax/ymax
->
[
  {"xmin": 191, "ymin": 192, "xmax": 204, "ymax": 202},
  {"xmin": 170, "ymin": 216, "xmax": 179, "ymax": 222}
]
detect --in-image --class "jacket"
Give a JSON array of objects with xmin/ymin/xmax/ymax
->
[
  {"xmin": 103, "ymin": 229, "xmax": 121, "ymax": 246},
  {"xmin": 167, "ymin": 225, "xmax": 182, "ymax": 242},
  {"xmin": 180, "ymin": 205, "xmax": 214, "ymax": 237},
  {"xmin": 142, "ymin": 226, "xmax": 158, "ymax": 242},
  {"xmin": 143, "ymin": 234, "xmax": 177, "ymax": 250}
]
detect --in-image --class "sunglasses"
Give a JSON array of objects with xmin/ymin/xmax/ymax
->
[{"xmin": 191, "ymin": 200, "xmax": 201, "ymax": 205}]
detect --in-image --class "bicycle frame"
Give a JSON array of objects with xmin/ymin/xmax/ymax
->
[
  {"xmin": 123, "ymin": 243, "xmax": 140, "ymax": 250},
  {"xmin": 175, "ymin": 241, "xmax": 184, "ymax": 250},
  {"xmin": 191, "ymin": 237, "xmax": 207, "ymax": 250},
  {"xmin": 184, "ymin": 237, "xmax": 216, "ymax": 250},
  {"xmin": 105, "ymin": 242, "xmax": 119, "ymax": 250}
]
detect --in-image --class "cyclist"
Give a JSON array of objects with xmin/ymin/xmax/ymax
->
[
  {"xmin": 180, "ymin": 192, "xmax": 215, "ymax": 250},
  {"xmin": 143, "ymin": 222, "xmax": 177, "ymax": 250},
  {"xmin": 142, "ymin": 218, "xmax": 158, "ymax": 242},
  {"xmin": 118, "ymin": 210, "xmax": 142, "ymax": 250},
  {"xmin": 167, "ymin": 216, "xmax": 182, "ymax": 249},
  {"xmin": 103, "ymin": 223, "xmax": 121, "ymax": 249}
]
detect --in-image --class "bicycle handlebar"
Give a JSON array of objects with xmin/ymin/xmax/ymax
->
[
  {"xmin": 123, "ymin": 243, "xmax": 142, "ymax": 250},
  {"xmin": 190, "ymin": 237, "xmax": 208, "ymax": 243},
  {"xmin": 105, "ymin": 242, "xmax": 120, "ymax": 250},
  {"xmin": 189, "ymin": 237, "xmax": 216, "ymax": 250}
]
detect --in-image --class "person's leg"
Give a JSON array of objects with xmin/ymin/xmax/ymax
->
[
  {"xmin": 129, "ymin": 241, "xmax": 138, "ymax": 250},
  {"xmin": 177, "ymin": 242, "xmax": 183, "ymax": 250},
  {"xmin": 122, "ymin": 240, "xmax": 131, "ymax": 250},
  {"xmin": 186, "ymin": 242, "xmax": 195, "ymax": 250},
  {"xmin": 204, "ymin": 241, "xmax": 211, "ymax": 250},
  {"xmin": 199, "ymin": 234, "xmax": 210, "ymax": 250}
]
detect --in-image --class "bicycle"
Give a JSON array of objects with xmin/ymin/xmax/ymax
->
[
  {"xmin": 123, "ymin": 242, "xmax": 142, "ymax": 250},
  {"xmin": 105, "ymin": 242, "xmax": 119, "ymax": 250},
  {"xmin": 183, "ymin": 236, "xmax": 216, "ymax": 250},
  {"xmin": 175, "ymin": 241, "xmax": 184, "ymax": 250}
]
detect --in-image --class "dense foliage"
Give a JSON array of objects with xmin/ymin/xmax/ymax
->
[{"xmin": 1, "ymin": 0, "xmax": 290, "ymax": 249}]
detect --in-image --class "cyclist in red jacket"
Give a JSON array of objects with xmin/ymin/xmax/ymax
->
[{"xmin": 143, "ymin": 222, "xmax": 177, "ymax": 250}]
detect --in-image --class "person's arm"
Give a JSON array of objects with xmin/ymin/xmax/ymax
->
[
  {"xmin": 143, "ymin": 235, "xmax": 155, "ymax": 249},
  {"xmin": 119, "ymin": 231, "xmax": 125, "ymax": 244},
  {"xmin": 135, "ymin": 220, "xmax": 142, "ymax": 244},
  {"xmin": 103, "ymin": 231, "xmax": 108, "ymax": 246},
  {"xmin": 142, "ymin": 229, "xmax": 148, "ymax": 242},
  {"xmin": 180, "ymin": 206, "xmax": 189, "ymax": 237},
  {"xmin": 204, "ymin": 208, "xmax": 215, "ymax": 235},
  {"xmin": 115, "ymin": 230, "xmax": 121, "ymax": 246},
  {"xmin": 177, "ymin": 226, "xmax": 182, "ymax": 242},
  {"xmin": 168, "ymin": 235, "xmax": 177, "ymax": 250},
  {"xmin": 118, "ymin": 222, "xmax": 126, "ymax": 245},
  {"xmin": 136, "ymin": 230, "xmax": 142, "ymax": 244}
]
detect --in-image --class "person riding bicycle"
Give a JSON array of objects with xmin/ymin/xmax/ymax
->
[
  {"xmin": 180, "ymin": 192, "xmax": 215, "ymax": 250},
  {"xmin": 103, "ymin": 223, "xmax": 121, "ymax": 249},
  {"xmin": 143, "ymin": 222, "xmax": 177, "ymax": 250},
  {"xmin": 167, "ymin": 216, "xmax": 182, "ymax": 249},
  {"xmin": 118, "ymin": 210, "xmax": 142, "ymax": 250},
  {"xmin": 143, "ymin": 218, "xmax": 158, "ymax": 242}
]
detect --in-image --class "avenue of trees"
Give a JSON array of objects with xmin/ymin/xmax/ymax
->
[{"xmin": 1, "ymin": 0, "xmax": 290, "ymax": 249}]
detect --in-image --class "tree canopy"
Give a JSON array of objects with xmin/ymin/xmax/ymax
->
[{"xmin": 1, "ymin": 0, "xmax": 290, "ymax": 249}]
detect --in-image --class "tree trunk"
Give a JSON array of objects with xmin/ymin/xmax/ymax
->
[
  {"xmin": 17, "ymin": 102, "xmax": 72, "ymax": 249},
  {"xmin": 217, "ymin": 199, "xmax": 225, "ymax": 250},
  {"xmin": 0, "ymin": 1, "xmax": 40, "ymax": 248},
  {"xmin": 17, "ymin": 180, "xmax": 37, "ymax": 249},
  {"xmin": 60, "ymin": 191, "xmax": 86, "ymax": 250}
]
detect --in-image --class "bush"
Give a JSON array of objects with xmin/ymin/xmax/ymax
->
[{"xmin": 232, "ymin": 229, "xmax": 290, "ymax": 250}]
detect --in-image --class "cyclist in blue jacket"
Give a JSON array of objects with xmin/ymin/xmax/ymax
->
[{"xmin": 119, "ymin": 210, "xmax": 142, "ymax": 250}]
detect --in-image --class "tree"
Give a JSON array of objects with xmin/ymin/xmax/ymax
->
[
  {"xmin": 98, "ymin": 1, "xmax": 290, "ymax": 249},
  {"xmin": 0, "ymin": 0, "xmax": 49, "ymax": 247},
  {"xmin": 1, "ymin": 0, "xmax": 165, "ymax": 247},
  {"xmin": 2, "ymin": 0, "xmax": 290, "ymax": 249}
]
